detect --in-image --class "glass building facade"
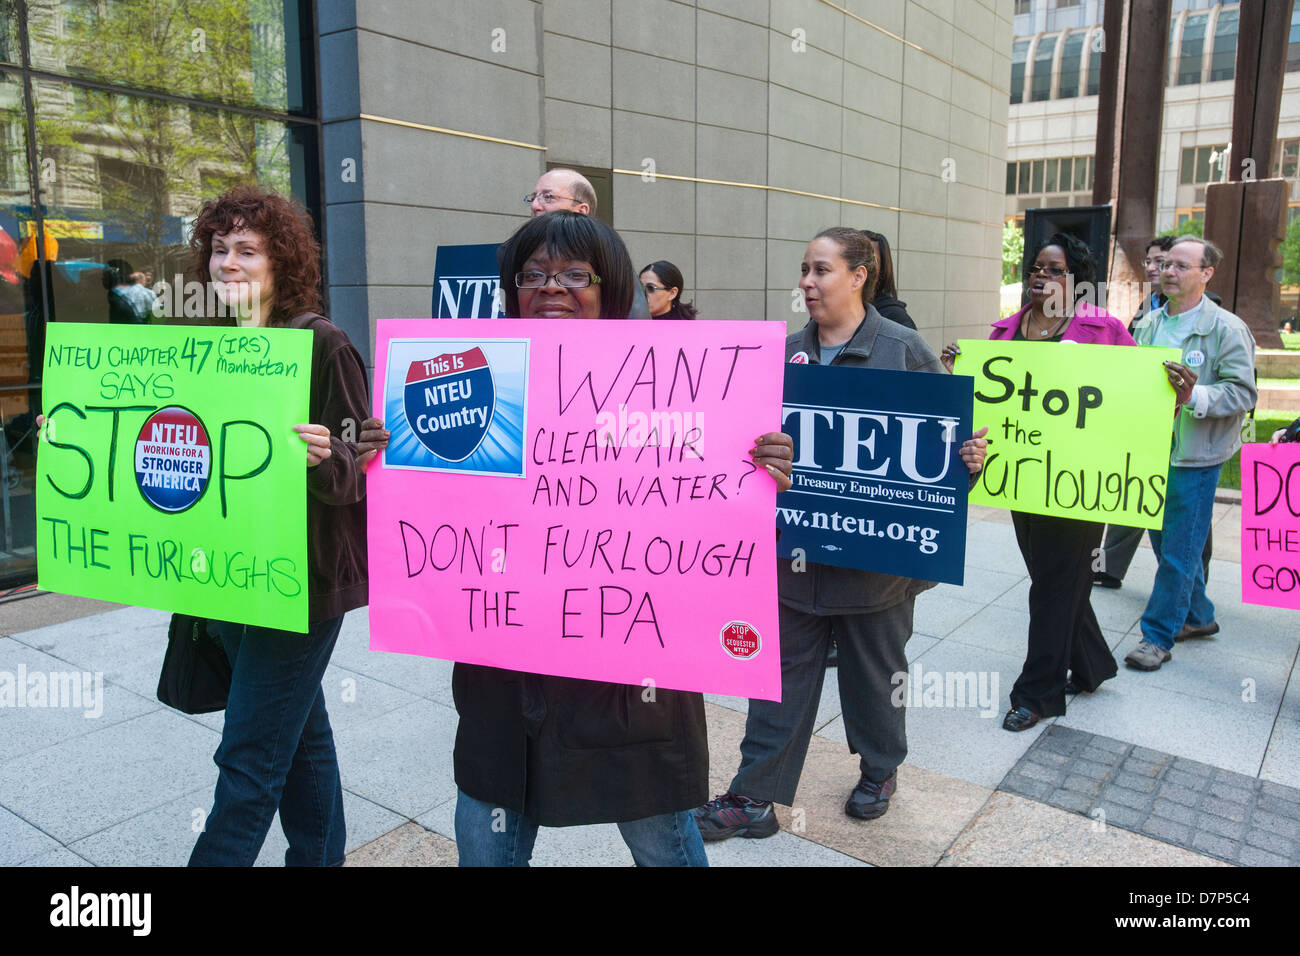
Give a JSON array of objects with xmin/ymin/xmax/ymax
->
[{"xmin": 0, "ymin": 0, "xmax": 320, "ymax": 588}]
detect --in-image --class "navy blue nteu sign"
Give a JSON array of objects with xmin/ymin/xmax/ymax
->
[
  {"xmin": 776, "ymin": 363, "xmax": 973, "ymax": 586},
  {"xmin": 432, "ymin": 243, "xmax": 504, "ymax": 318}
]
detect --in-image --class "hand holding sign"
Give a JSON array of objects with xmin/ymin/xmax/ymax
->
[
  {"xmin": 750, "ymin": 432, "xmax": 794, "ymax": 491},
  {"xmin": 1163, "ymin": 360, "xmax": 1198, "ymax": 405},
  {"xmin": 294, "ymin": 423, "xmax": 332, "ymax": 467}
]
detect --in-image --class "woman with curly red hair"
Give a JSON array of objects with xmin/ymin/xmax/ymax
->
[{"xmin": 185, "ymin": 185, "xmax": 371, "ymax": 866}]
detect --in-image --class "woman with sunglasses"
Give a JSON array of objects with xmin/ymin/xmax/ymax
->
[
  {"xmin": 639, "ymin": 260, "xmax": 698, "ymax": 319},
  {"xmin": 941, "ymin": 233, "xmax": 1134, "ymax": 732}
]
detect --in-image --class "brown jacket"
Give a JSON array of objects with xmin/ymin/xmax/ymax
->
[{"xmin": 288, "ymin": 313, "xmax": 370, "ymax": 621}]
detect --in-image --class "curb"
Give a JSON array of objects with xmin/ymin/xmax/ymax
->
[{"xmin": 1215, "ymin": 488, "xmax": 1241, "ymax": 505}]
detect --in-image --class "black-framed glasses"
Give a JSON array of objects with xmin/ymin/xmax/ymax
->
[
  {"xmin": 1025, "ymin": 264, "xmax": 1069, "ymax": 278},
  {"xmin": 523, "ymin": 191, "xmax": 577, "ymax": 205},
  {"xmin": 515, "ymin": 269, "xmax": 602, "ymax": 289}
]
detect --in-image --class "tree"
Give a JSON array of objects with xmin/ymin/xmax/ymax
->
[
  {"xmin": 1002, "ymin": 219, "xmax": 1024, "ymax": 286},
  {"xmin": 1281, "ymin": 215, "xmax": 1300, "ymax": 321}
]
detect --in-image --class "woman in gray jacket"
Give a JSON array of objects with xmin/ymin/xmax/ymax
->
[{"xmin": 694, "ymin": 227, "xmax": 988, "ymax": 838}]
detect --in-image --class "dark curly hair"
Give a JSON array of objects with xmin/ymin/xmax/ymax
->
[
  {"xmin": 188, "ymin": 185, "xmax": 322, "ymax": 323},
  {"xmin": 497, "ymin": 211, "xmax": 634, "ymax": 319}
]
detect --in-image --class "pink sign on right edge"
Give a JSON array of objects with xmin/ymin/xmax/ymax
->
[{"xmin": 1240, "ymin": 442, "xmax": 1300, "ymax": 610}]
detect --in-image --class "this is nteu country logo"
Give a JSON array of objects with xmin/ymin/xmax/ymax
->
[{"xmin": 403, "ymin": 346, "xmax": 495, "ymax": 462}]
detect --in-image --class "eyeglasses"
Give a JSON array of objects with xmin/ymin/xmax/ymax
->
[
  {"xmin": 523, "ymin": 191, "xmax": 578, "ymax": 206},
  {"xmin": 515, "ymin": 269, "xmax": 602, "ymax": 289},
  {"xmin": 1142, "ymin": 257, "xmax": 1167, "ymax": 268},
  {"xmin": 1160, "ymin": 260, "xmax": 1204, "ymax": 273},
  {"xmin": 1025, "ymin": 265, "xmax": 1069, "ymax": 278},
  {"xmin": 643, "ymin": 283, "xmax": 669, "ymax": 294}
]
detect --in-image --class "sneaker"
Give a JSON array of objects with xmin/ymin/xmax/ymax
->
[
  {"xmin": 1174, "ymin": 621, "xmax": 1220, "ymax": 643},
  {"xmin": 844, "ymin": 772, "xmax": 897, "ymax": 820},
  {"xmin": 1124, "ymin": 641, "xmax": 1171, "ymax": 671},
  {"xmin": 692, "ymin": 792, "xmax": 778, "ymax": 842}
]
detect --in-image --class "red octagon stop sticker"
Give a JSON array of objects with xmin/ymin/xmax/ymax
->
[{"xmin": 720, "ymin": 621, "xmax": 762, "ymax": 660}]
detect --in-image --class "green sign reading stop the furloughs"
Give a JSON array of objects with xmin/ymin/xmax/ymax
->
[{"xmin": 37, "ymin": 323, "xmax": 313, "ymax": 632}]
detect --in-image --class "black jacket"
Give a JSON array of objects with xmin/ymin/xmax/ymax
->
[
  {"xmin": 777, "ymin": 308, "xmax": 944, "ymax": 614},
  {"xmin": 870, "ymin": 293, "xmax": 917, "ymax": 330},
  {"xmin": 452, "ymin": 664, "xmax": 708, "ymax": 827}
]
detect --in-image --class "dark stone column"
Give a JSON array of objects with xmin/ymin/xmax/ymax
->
[
  {"xmin": 1092, "ymin": 0, "xmax": 1170, "ymax": 321},
  {"xmin": 1202, "ymin": 0, "xmax": 1295, "ymax": 348}
]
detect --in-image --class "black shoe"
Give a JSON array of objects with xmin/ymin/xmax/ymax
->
[
  {"xmin": 1092, "ymin": 572, "xmax": 1122, "ymax": 589},
  {"xmin": 1174, "ymin": 621, "xmax": 1220, "ymax": 643},
  {"xmin": 1064, "ymin": 678, "xmax": 1083, "ymax": 695},
  {"xmin": 826, "ymin": 642, "xmax": 838, "ymax": 668},
  {"xmin": 692, "ymin": 792, "xmax": 779, "ymax": 842},
  {"xmin": 1002, "ymin": 706, "xmax": 1040, "ymax": 732},
  {"xmin": 844, "ymin": 772, "xmax": 897, "ymax": 820}
]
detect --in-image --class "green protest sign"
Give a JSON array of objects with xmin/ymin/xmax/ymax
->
[
  {"xmin": 37, "ymin": 323, "xmax": 313, "ymax": 632},
  {"xmin": 955, "ymin": 340, "xmax": 1180, "ymax": 528}
]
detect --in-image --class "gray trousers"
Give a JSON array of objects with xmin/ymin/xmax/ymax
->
[
  {"xmin": 1100, "ymin": 523, "xmax": 1212, "ymax": 583},
  {"xmin": 730, "ymin": 600, "xmax": 913, "ymax": 806}
]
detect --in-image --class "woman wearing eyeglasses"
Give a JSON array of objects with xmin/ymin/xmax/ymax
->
[
  {"xmin": 941, "ymin": 233, "xmax": 1134, "ymax": 732},
  {"xmin": 356, "ymin": 211, "xmax": 793, "ymax": 865},
  {"xmin": 639, "ymin": 260, "xmax": 698, "ymax": 320}
]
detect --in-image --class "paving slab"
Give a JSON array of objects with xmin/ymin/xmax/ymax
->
[
  {"xmin": 818, "ymin": 638, "xmax": 1046, "ymax": 789},
  {"xmin": 703, "ymin": 702, "xmax": 993, "ymax": 865},
  {"xmin": 960, "ymin": 517, "xmax": 1021, "ymax": 571},
  {"xmin": 942, "ymin": 602, "xmax": 1035, "ymax": 658},
  {"xmin": 0, "ymin": 593, "xmax": 123, "ymax": 635},
  {"xmin": 0, "ymin": 641, "xmax": 160, "ymax": 762},
  {"xmin": 929, "ymin": 563, "xmax": 1024, "ymax": 606},
  {"xmin": 1261, "ymin": 716, "xmax": 1300, "ymax": 790},
  {"xmin": 912, "ymin": 591, "xmax": 985, "ymax": 638},
  {"xmin": 1109, "ymin": 632, "xmax": 1291, "ymax": 712},
  {"xmin": 0, "ymin": 708, "xmax": 219, "ymax": 844},
  {"xmin": 347, "ymin": 821, "xmax": 459, "ymax": 866},
  {"xmin": 1057, "ymin": 668, "xmax": 1275, "ymax": 778},
  {"xmin": 332, "ymin": 697, "xmax": 460, "ymax": 819},
  {"xmin": 18, "ymin": 847, "xmax": 94, "ymax": 867},
  {"xmin": 0, "ymin": 804, "xmax": 62, "ymax": 865},
  {"xmin": 939, "ymin": 791, "xmax": 1230, "ymax": 866},
  {"xmin": 328, "ymin": 609, "xmax": 458, "ymax": 706},
  {"xmin": 8, "ymin": 608, "xmax": 170, "ymax": 701}
]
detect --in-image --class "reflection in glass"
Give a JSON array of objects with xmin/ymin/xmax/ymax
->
[
  {"xmin": 0, "ymin": 71, "xmax": 37, "ymax": 585},
  {"xmin": 26, "ymin": 0, "xmax": 305, "ymax": 113},
  {"xmin": 32, "ymin": 79, "xmax": 313, "ymax": 327}
]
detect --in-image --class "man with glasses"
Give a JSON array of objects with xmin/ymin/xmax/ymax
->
[
  {"xmin": 527, "ymin": 167, "xmax": 650, "ymax": 318},
  {"xmin": 526, "ymin": 168, "xmax": 597, "ymax": 217},
  {"xmin": 1123, "ymin": 237, "xmax": 1256, "ymax": 671},
  {"xmin": 1094, "ymin": 235, "xmax": 1216, "ymax": 590}
]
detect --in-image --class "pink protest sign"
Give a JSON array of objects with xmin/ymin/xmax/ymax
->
[
  {"xmin": 368, "ymin": 318, "xmax": 786, "ymax": 700},
  {"xmin": 1241, "ymin": 442, "xmax": 1300, "ymax": 610}
]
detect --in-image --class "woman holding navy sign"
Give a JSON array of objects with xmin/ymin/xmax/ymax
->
[
  {"xmin": 358, "ymin": 211, "xmax": 794, "ymax": 866},
  {"xmin": 183, "ymin": 187, "xmax": 371, "ymax": 865},
  {"xmin": 696, "ymin": 228, "xmax": 989, "ymax": 839},
  {"xmin": 941, "ymin": 232, "xmax": 1133, "ymax": 732}
]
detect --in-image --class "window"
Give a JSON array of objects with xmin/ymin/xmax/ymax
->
[
  {"xmin": 1031, "ymin": 35, "xmax": 1057, "ymax": 102},
  {"xmin": 1044, "ymin": 157, "xmax": 1058, "ymax": 192},
  {"xmin": 1057, "ymin": 32, "xmax": 1085, "ymax": 98},
  {"xmin": 1059, "ymin": 156, "xmax": 1073, "ymax": 189},
  {"xmin": 1179, "ymin": 145, "xmax": 1229, "ymax": 185},
  {"xmin": 1007, "ymin": 155, "xmax": 1093, "ymax": 196},
  {"xmin": 1031, "ymin": 159, "xmax": 1044, "ymax": 193},
  {"xmin": 1178, "ymin": 13, "xmax": 1208, "ymax": 85},
  {"xmin": 1074, "ymin": 155, "xmax": 1090, "ymax": 191},
  {"xmin": 1275, "ymin": 139, "xmax": 1299, "ymax": 179},
  {"xmin": 1010, "ymin": 39, "xmax": 1030, "ymax": 104},
  {"xmin": 1290, "ymin": 6, "xmax": 1300, "ymax": 72},
  {"xmin": 1086, "ymin": 30, "xmax": 1102, "ymax": 95},
  {"xmin": 1018, "ymin": 160, "xmax": 1031, "ymax": 193},
  {"xmin": 1209, "ymin": 8, "xmax": 1237, "ymax": 82},
  {"xmin": 1015, "ymin": 0, "xmax": 1032, "ymax": 15},
  {"xmin": 1006, "ymin": 162, "xmax": 1017, "ymax": 194}
]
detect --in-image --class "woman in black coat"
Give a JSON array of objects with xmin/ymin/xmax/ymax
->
[{"xmin": 861, "ymin": 230, "xmax": 916, "ymax": 330}]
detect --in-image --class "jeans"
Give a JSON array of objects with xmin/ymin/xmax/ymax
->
[
  {"xmin": 1140, "ymin": 464, "xmax": 1222, "ymax": 652},
  {"xmin": 453, "ymin": 790, "xmax": 708, "ymax": 867},
  {"xmin": 189, "ymin": 615, "xmax": 346, "ymax": 867}
]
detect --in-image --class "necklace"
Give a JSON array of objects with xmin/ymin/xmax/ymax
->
[{"xmin": 1022, "ymin": 309, "xmax": 1071, "ymax": 340}]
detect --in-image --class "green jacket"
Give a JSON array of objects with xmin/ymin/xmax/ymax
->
[{"xmin": 1130, "ymin": 297, "xmax": 1257, "ymax": 468}]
